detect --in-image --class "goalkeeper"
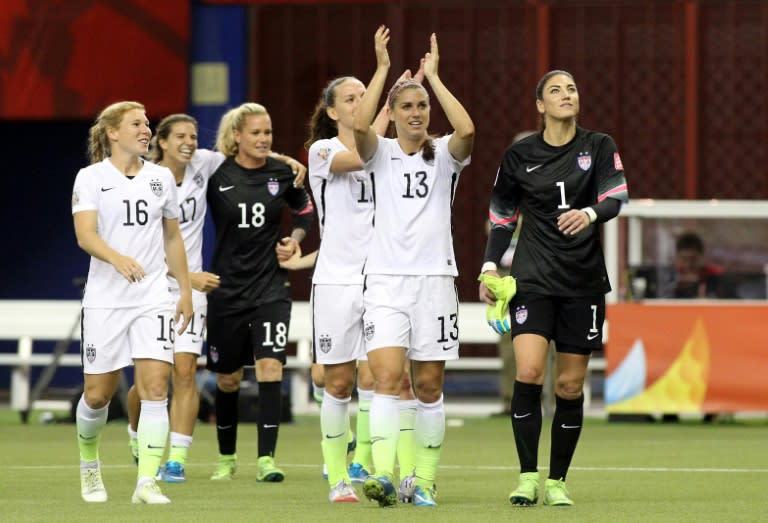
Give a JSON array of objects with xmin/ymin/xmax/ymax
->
[{"xmin": 477, "ymin": 69, "xmax": 629, "ymax": 510}]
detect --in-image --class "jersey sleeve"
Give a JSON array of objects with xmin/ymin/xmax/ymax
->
[
  {"xmin": 285, "ymin": 184, "xmax": 315, "ymax": 232},
  {"xmin": 308, "ymin": 139, "xmax": 339, "ymax": 182},
  {"xmin": 196, "ymin": 149, "xmax": 227, "ymax": 179},
  {"xmin": 436, "ymin": 134, "xmax": 470, "ymax": 172},
  {"xmin": 364, "ymin": 135, "xmax": 389, "ymax": 172},
  {"xmin": 595, "ymin": 135, "xmax": 629, "ymax": 203},
  {"xmin": 71, "ymin": 168, "xmax": 98, "ymax": 214},
  {"xmin": 161, "ymin": 169, "xmax": 180, "ymax": 219},
  {"xmin": 488, "ymin": 149, "xmax": 521, "ymax": 233},
  {"xmin": 484, "ymin": 150, "xmax": 521, "ymax": 264}
]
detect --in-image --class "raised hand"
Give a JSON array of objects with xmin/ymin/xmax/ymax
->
[
  {"xmin": 423, "ymin": 33, "xmax": 439, "ymax": 80},
  {"xmin": 374, "ymin": 25, "xmax": 391, "ymax": 70},
  {"xmin": 413, "ymin": 58, "xmax": 426, "ymax": 84}
]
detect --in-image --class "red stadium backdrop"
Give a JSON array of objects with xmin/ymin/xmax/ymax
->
[{"xmin": 0, "ymin": 0, "xmax": 189, "ymax": 119}]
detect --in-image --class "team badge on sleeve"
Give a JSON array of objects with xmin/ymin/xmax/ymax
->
[
  {"xmin": 71, "ymin": 189, "xmax": 79, "ymax": 206},
  {"xmin": 317, "ymin": 147, "xmax": 330, "ymax": 160},
  {"xmin": 614, "ymin": 152, "xmax": 624, "ymax": 170},
  {"xmin": 577, "ymin": 152, "xmax": 592, "ymax": 171},
  {"xmin": 193, "ymin": 172, "xmax": 204, "ymax": 188},
  {"xmin": 267, "ymin": 178, "xmax": 279, "ymax": 196},
  {"xmin": 149, "ymin": 179, "xmax": 164, "ymax": 196}
]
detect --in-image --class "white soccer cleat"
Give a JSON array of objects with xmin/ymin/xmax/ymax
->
[
  {"xmin": 329, "ymin": 480, "xmax": 359, "ymax": 503},
  {"xmin": 80, "ymin": 460, "xmax": 107, "ymax": 503},
  {"xmin": 131, "ymin": 479, "xmax": 171, "ymax": 504}
]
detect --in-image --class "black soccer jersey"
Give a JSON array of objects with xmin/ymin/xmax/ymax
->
[
  {"xmin": 206, "ymin": 157, "xmax": 314, "ymax": 310},
  {"xmin": 487, "ymin": 128, "xmax": 628, "ymax": 296}
]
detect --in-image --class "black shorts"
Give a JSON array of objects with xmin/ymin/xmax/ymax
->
[
  {"xmin": 205, "ymin": 299, "xmax": 291, "ymax": 374},
  {"xmin": 508, "ymin": 293, "xmax": 605, "ymax": 354}
]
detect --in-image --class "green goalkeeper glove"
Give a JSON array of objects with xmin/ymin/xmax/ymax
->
[{"xmin": 477, "ymin": 273, "xmax": 517, "ymax": 335}]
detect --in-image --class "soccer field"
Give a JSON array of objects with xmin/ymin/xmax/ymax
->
[{"xmin": 2, "ymin": 410, "xmax": 766, "ymax": 522}]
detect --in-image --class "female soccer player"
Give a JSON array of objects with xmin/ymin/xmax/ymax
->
[
  {"xmin": 205, "ymin": 102, "xmax": 314, "ymax": 483},
  {"xmin": 479, "ymin": 70, "xmax": 629, "ymax": 507},
  {"xmin": 123, "ymin": 114, "xmax": 305, "ymax": 483},
  {"xmin": 353, "ymin": 26, "xmax": 474, "ymax": 508},
  {"xmin": 72, "ymin": 101, "xmax": 192, "ymax": 504}
]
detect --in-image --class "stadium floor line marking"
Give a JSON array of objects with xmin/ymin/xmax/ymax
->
[{"xmin": 7, "ymin": 463, "xmax": 768, "ymax": 473}]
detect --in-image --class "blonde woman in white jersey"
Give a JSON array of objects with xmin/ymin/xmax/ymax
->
[
  {"xmin": 123, "ymin": 114, "xmax": 306, "ymax": 483},
  {"xmin": 71, "ymin": 101, "xmax": 192, "ymax": 504},
  {"xmin": 353, "ymin": 27, "xmax": 475, "ymax": 508}
]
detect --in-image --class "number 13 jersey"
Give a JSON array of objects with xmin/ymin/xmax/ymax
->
[{"xmin": 363, "ymin": 135, "xmax": 470, "ymax": 276}]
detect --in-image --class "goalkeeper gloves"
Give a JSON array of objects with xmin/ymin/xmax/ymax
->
[{"xmin": 477, "ymin": 273, "xmax": 517, "ymax": 335}]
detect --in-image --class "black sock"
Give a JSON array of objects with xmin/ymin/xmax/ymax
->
[
  {"xmin": 549, "ymin": 394, "xmax": 584, "ymax": 481},
  {"xmin": 511, "ymin": 380, "xmax": 543, "ymax": 473},
  {"xmin": 215, "ymin": 387, "xmax": 239, "ymax": 455},
  {"xmin": 257, "ymin": 381, "xmax": 282, "ymax": 458}
]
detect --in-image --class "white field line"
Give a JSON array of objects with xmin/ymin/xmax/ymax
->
[{"xmin": 6, "ymin": 463, "xmax": 767, "ymax": 473}]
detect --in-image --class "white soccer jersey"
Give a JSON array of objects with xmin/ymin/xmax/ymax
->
[
  {"xmin": 169, "ymin": 149, "xmax": 225, "ymax": 304},
  {"xmin": 363, "ymin": 135, "xmax": 469, "ymax": 276},
  {"xmin": 308, "ymin": 138, "xmax": 373, "ymax": 284},
  {"xmin": 72, "ymin": 158, "xmax": 179, "ymax": 308}
]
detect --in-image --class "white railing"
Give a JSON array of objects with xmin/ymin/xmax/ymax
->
[{"xmin": 0, "ymin": 300, "xmax": 605, "ymax": 416}]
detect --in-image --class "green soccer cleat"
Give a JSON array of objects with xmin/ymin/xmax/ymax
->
[
  {"xmin": 509, "ymin": 471, "xmax": 539, "ymax": 506},
  {"xmin": 210, "ymin": 454, "xmax": 237, "ymax": 481},
  {"xmin": 256, "ymin": 456, "xmax": 285, "ymax": 482},
  {"xmin": 363, "ymin": 475, "xmax": 397, "ymax": 508},
  {"xmin": 543, "ymin": 478, "xmax": 574, "ymax": 506}
]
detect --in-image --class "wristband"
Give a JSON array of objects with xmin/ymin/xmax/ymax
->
[
  {"xmin": 582, "ymin": 207, "xmax": 597, "ymax": 224},
  {"xmin": 481, "ymin": 261, "xmax": 498, "ymax": 273}
]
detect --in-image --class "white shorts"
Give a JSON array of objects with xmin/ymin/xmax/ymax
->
[
  {"xmin": 172, "ymin": 289, "xmax": 207, "ymax": 356},
  {"xmin": 81, "ymin": 303, "xmax": 175, "ymax": 374},
  {"xmin": 363, "ymin": 275, "xmax": 459, "ymax": 361},
  {"xmin": 311, "ymin": 284, "xmax": 366, "ymax": 365}
]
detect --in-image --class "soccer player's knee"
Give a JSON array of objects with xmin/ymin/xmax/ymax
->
[
  {"xmin": 555, "ymin": 379, "xmax": 584, "ymax": 399},
  {"xmin": 325, "ymin": 377, "xmax": 354, "ymax": 398},
  {"xmin": 172, "ymin": 369, "xmax": 197, "ymax": 393},
  {"xmin": 216, "ymin": 374, "xmax": 241, "ymax": 392},
  {"xmin": 83, "ymin": 392, "xmax": 111, "ymax": 410},
  {"xmin": 516, "ymin": 365, "xmax": 545, "ymax": 384}
]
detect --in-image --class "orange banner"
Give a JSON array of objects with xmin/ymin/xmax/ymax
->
[{"xmin": 605, "ymin": 302, "xmax": 768, "ymax": 413}]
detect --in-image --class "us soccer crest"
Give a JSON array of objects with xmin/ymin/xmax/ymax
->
[
  {"xmin": 267, "ymin": 178, "xmax": 279, "ymax": 196},
  {"xmin": 149, "ymin": 178, "xmax": 164, "ymax": 196},
  {"xmin": 193, "ymin": 172, "xmax": 204, "ymax": 188},
  {"xmin": 514, "ymin": 306, "xmax": 528, "ymax": 325},
  {"xmin": 318, "ymin": 333, "xmax": 332, "ymax": 354},
  {"xmin": 85, "ymin": 344, "xmax": 96, "ymax": 363},
  {"xmin": 364, "ymin": 321, "xmax": 375, "ymax": 341},
  {"xmin": 209, "ymin": 345, "xmax": 219, "ymax": 363},
  {"xmin": 577, "ymin": 152, "xmax": 592, "ymax": 171}
]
